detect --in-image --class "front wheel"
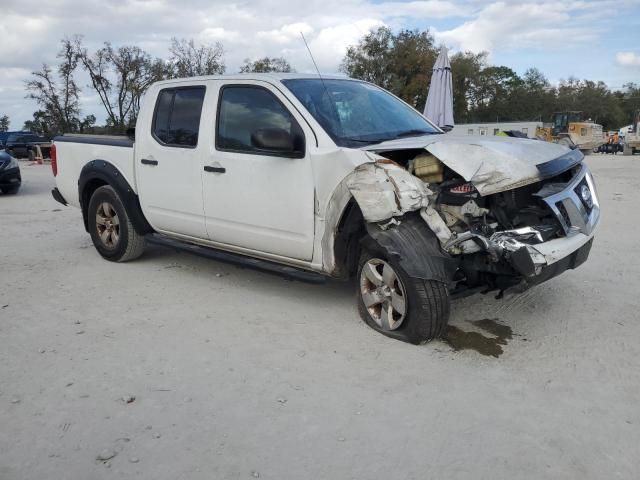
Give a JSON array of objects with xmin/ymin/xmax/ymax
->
[
  {"xmin": 88, "ymin": 185, "xmax": 146, "ymax": 262},
  {"xmin": 356, "ymin": 249, "xmax": 450, "ymax": 344}
]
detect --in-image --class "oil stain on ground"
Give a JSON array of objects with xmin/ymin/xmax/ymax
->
[{"xmin": 445, "ymin": 318, "xmax": 513, "ymax": 358}]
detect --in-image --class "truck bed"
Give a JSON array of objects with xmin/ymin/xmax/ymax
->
[{"xmin": 53, "ymin": 134, "xmax": 136, "ymax": 208}]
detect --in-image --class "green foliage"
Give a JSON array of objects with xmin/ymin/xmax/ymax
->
[
  {"xmin": 239, "ymin": 57, "xmax": 294, "ymax": 73},
  {"xmin": 342, "ymin": 27, "xmax": 635, "ymax": 129},
  {"xmin": 341, "ymin": 27, "xmax": 437, "ymax": 109},
  {"xmin": 0, "ymin": 115, "xmax": 9, "ymax": 132}
]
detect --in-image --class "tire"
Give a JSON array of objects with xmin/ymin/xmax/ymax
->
[
  {"xmin": 356, "ymin": 247, "xmax": 450, "ymax": 345},
  {"xmin": 28, "ymin": 150, "xmax": 35, "ymax": 162},
  {"xmin": 1, "ymin": 186, "xmax": 19, "ymax": 195},
  {"xmin": 88, "ymin": 185, "xmax": 146, "ymax": 262}
]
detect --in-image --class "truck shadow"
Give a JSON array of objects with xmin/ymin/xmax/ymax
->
[{"xmin": 140, "ymin": 241, "xmax": 522, "ymax": 357}]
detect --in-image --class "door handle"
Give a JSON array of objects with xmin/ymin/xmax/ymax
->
[
  {"xmin": 204, "ymin": 165, "xmax": 226, "ymax": 173},
  {"xmin": 141, "ymin": 158, "xmax": 158, "ymax": 166}
]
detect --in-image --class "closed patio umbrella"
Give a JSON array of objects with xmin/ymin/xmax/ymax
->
[{"xmin": 423, "ymin": 47, "xmax": 454, "ymax": 131}]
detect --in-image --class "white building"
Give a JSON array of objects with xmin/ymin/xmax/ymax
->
[{"xmin": 450, "ymin": 121, "xmax": 543, "ymax": 139}]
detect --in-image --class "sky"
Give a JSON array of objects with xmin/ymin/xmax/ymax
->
[{"xmin": 1, "ymin": 0, "xmax": 639, "ymax": 128}]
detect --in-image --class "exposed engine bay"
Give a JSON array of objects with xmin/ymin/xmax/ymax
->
[{"xmin": 346, "ymin": 146, "xmax": 598, "ymax": 296}]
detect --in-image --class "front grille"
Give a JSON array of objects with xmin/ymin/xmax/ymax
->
[
  {"xmin": 555, "ymin": 202, "xmax": 571, "ymax": 226},
  {"xmin": 540, "ymin": 163, "xmax": 599, "ymax": 236}
]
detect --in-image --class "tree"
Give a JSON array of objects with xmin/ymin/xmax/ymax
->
[
  {"xmin": 341, "ymin": 27, "xmax": 395, "ymax": 89},
  {"xmin": 75, "ymin": 38, "xmax": 168, "ymax": 131},
  {"xmin": 0, "ymin": 115, "xmax": 9, "ymax": 132},
  {"xmin": 22, "ymin": 110, "xmax": 57, "ymax": 135},
  {"xmin": 618, "ymin": 83, "xmax": 640, "ymax": 125},
  {"xmin": 168, "ymin": 38, "xmax": 225, "ymax": 78},
  {"xmin": 448, "ymin": 51, "xmax": 487, "ymax": 123},
  {"xmin": 239, "ymin": 57, "xmax": 293, "ymax": 73},
  {"xmin": 341, "ymin": 27, "xmax": 439, "ymax": 109},
  {"xmin": 25, "ymin": 38, "xmax": 82, "ymax": 134}
]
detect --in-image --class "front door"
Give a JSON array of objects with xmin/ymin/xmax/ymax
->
[
  {"xmin": 202, "ymin": 82, "xmax": 315, "ymax": 261},
  {"xmin": 136, "ymin": 85, "xmax": 209, "ymax": 239}
]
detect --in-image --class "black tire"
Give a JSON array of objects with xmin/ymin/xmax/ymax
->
[
  {"xmin": 356, "ymin": 247, "xmax": 450, "ymax": 345},
  {"xmin": 1, "ymin": 186, "xmax": 19, "ymax": 194},
  {"xmin": 88, "ymin": 185, "xmax": 145, "ymax": 262}
]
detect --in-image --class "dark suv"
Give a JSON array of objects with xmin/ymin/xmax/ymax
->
[
  {"xmin": 0, "ymin": 149, "xmax": 21, "ymax": 194},
  {"xmin": 4, "ymin": 132, "xmax": 50, "ymax": 159}
]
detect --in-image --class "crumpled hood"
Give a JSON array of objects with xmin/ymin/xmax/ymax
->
[{"xmin": 364, "ymin": 134, "xmax": 583, "ymax": 195}]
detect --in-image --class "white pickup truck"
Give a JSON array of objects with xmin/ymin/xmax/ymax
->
[{"xmin": 51, "ymin": 74, "xmax": 600, "ymax": 344}]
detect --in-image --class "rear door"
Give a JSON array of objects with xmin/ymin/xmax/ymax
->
[
  {"xmin": 201, "ymin": 81, "xmax": 315, "ymax": 261},
  {"xmin": 136, "ymin": 85, "xmax": 209, "ymax": 238}
]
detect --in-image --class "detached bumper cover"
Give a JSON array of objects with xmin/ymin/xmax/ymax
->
[
  {"xmin": 526, "ymin": 238, "xmax": 593, "ymax": 286},
  {"xmin": 502, "ymin": 162, "xmax": 599, "ymax": 283}
]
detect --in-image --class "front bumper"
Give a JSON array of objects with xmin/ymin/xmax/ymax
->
[
  {"xmin": 526, "ymin": 237, "xmax": 593, "ymax": 287},
  {"xmin": 0, "ymin": 166, "xmax": 21, "ymax": 188},
  {"xmin": 498, "ymin": 162, "xmax": 599, "ymax": 280}
]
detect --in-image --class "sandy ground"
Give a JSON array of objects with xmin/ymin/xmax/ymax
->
[{"xmin": 1, "ymin": 154, "xmax": 639, "ymax": 479}]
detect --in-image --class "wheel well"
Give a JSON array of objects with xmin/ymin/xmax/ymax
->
[
  {"xmin": 80, "ymin": 178, "xmax": 108, "ymax": 231},
  {"xmin": 333, "ymin": 199, "xmax": 366, "ymax": 279}
]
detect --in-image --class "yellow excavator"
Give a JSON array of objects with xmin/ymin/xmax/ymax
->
[{"xmin": 535, "ymin": 111, "xmax": 604, "ymax": 154}]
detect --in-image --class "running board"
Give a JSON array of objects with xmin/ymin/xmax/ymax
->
[{"xmin": 146, "ymin": 235, "xmax": 327, "ymax": 284}]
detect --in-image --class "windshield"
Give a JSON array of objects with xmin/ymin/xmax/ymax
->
[{"xmin": 282, "ymin": 79, "xmax": 440, "ymax": 147}]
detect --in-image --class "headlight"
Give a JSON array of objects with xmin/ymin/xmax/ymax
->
[
  {"xmin": 6, "ymin": 156, "xmax": 18, "ymax": 169},
  {"xmin": 580, "ymin": 184, "xmax": 593, "ymax": 208}
]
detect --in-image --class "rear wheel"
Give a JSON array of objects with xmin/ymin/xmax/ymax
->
[
  {"xmin": 88, "ymin": 185, "xmax": 145, "ymax": 262},
  {"xmin": 1, "ymin": 186, "xmax": 19, "ymax": 194},
  {"xmin": 356, "ymin": 248, "xmax": 450, "ymax": 344}
]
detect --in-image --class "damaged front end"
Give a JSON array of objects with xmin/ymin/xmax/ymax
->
[{"xmin": 344, "ymin": 145, "xmax": 599, "ymax": 296}]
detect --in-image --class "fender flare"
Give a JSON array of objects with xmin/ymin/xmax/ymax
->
[
  {"xmin": 78, "ymin": 160, "xmax": 153, "ymax": 235},
  {"xmin": 364, "ymin": 212, "xmax": 459, "ymax": 284}
]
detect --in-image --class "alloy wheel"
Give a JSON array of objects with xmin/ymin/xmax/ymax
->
[{"xmin": 359, "ymin": 258, "xmax": 407, "ymax": 331}]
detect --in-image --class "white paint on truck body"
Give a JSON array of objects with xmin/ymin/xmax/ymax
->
[
  {"xmin": 54, "ymin": 140, "xmax": 136, "ymax": 207},
  {"xmin": 53, "ymin": 73, "xmax": 598, "ymax": 278},
  {"xmin": 365, "ymin": 134, "xmax": 571, "ymax": 196}
]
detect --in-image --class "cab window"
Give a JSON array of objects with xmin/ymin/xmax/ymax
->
[
  {"xmin": 152, "ymin": 86, "xmax": 206, "ymax": 147},
  {"xmin": 216, "ymin": 85, "xmax": 303, "ymax": 156}
]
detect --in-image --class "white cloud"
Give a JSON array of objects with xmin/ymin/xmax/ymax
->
[
  {"xmin": 0, "ymin": 0, "xmax": 638, "ymax": 128},
  {"xmin": 433, "ymin": 1, "xmax": 599, "ymax": 54},
  {"xmin": 2, "ymin": 0, "xmax": 460, "ymax": 126},
  {"xmin": 616, "ymin": 52, "xmax": 640, "ymax": 67},
  {"xmin": 374, "ymin": 0, "xmax": 462, "ymax": 18}
]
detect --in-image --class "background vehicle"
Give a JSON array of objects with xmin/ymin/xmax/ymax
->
[
  {"xmin": 51, "ymin": 74, "xmax": 600, "ymax": 345},
  {"xmin": 5, "ymin": 132, "xmax": 51, "ymax": 160},
  {"xmin": 535, "ymin": 111, "xmax": 604, "ymax": 154},
  {"xmin": 0, "ymin": 150, "xmax": 21, "ymax": 194},
  {"xmin": 0, "ymin": 131, "xmax": 29, "ymax": 148},
  {"xmin": 623, "ymin": 109, "xmax": 640, "ymax": 155}
]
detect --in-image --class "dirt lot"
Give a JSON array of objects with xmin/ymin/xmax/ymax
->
[{"xmin": 1, "ymin": 154, "xmax": 639, "ymax": 479}]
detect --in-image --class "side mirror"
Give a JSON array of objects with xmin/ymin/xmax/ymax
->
[{"xmin": 250, "ymin": 128, "xmax": 302, "ymax": 157}]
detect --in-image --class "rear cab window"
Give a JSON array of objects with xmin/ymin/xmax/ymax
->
[{"xmin": 152, "ymin": 86, "xmax": 206, "ymax": 147}]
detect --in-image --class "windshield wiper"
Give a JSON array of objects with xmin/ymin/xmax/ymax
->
[
  {"xmin": 343, "ymin": 129, "xmax": 437, "ymax": 146},
  {"xmin": 389, "ymin": 129, "xmax": 435, "ymax": 139}
]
